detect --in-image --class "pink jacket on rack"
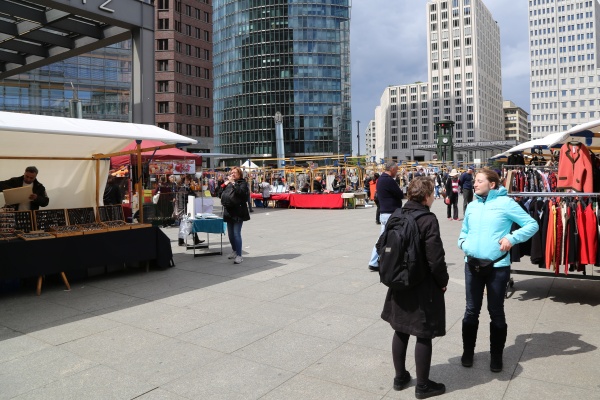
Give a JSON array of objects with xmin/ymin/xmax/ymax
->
[{"xmin": 556, "ymin": 142, "xmax": 593, "ymax": 192}]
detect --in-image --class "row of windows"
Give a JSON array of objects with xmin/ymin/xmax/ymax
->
[
  {"xmin": 157, "ymin": 19, "xmax": 211, "ymax": 42},
  {"xmin": 155, "ymin": 40, "xmax": 211, "ymax": 60},
  {"xmin": 157, "ymin": 123, "xmax": 212, "ymax": 138},
  {"xmin": 430, "ymin": 0, "xmax": 471, "ymax": 12},
  {"xmin": 531, "ymin": 111, "xmax": 598, "ymax": 121},
  {"xmin": 157, "ymin": 101, "xmax": 211, "ymax": 115},
  {"xmin": 157, "ymin": 0, "xmax": 211, "ymax": 23}
]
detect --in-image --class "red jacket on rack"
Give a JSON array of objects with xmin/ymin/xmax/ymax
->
[{"xmin": 557, "ymin": 142, "xmax": 593, "ymax": 192}]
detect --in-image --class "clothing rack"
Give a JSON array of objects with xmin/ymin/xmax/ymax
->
[
  {"xmin": 506, "ymin": 191, "xmax": 600, "ymax": 283},
  {"xmin": 507, "ymin": 192, "xmax": 598, "ymax": 197},
  {"xmin": 502, "ymin": 164, "xmax": 558, "ymax": 170}
]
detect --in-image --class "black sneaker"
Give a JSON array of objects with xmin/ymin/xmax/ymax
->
[
  {"xmin": 393, "ymin": 371, "xmax": 411, "ymax": 391},
  {"xmin": 368, "ymin": 265, "xmax": 379, "ymax": 272},
  {"xmin": 415, "ymin": 380, "xmax": 446, "ymax": 399}
]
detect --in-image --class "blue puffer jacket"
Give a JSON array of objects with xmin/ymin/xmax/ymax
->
[{"xmin": 457, "ymin": 186, "xmax": 538, "ymax": 267}]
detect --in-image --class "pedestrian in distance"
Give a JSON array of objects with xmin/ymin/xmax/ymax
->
[
  {"xmin": 381, "ymin": 176, "xmax": 449, "ymax": 399},
  {"xmin": 459, "ymin": 167, "xmax": 474, "ymax": 216},
  {"xmin": 367, "ymin": 162, "xmax": 403, "ymax": 271},
  {"xmin": 221, "ymin": 166, "xmax": 250, "ymax": 264},
  {"xmin": 444, "ymin": 169, "xmax": 460, "ymax": 221},
  {"xmin": 458, "ymin": 168, "xmax": 538, "ymax": 372}
]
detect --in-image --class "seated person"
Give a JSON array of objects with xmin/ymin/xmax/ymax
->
[
  {"xmin": 301, "ymin": 182, "xmax": 310, "ymax": 193},
  {"xmin": 313, "ymin": 176, "xmax": 323, "ymax": 193}
]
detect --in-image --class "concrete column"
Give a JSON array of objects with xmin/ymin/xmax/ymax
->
[{"xmin": 132, "ymin": 27, "xmax": 155, "ymax": 124}]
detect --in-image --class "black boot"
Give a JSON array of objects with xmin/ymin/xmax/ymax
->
[
  {"xmin": 193, "ymin": 233, "xmax": 205, "ymax": 245},
  {"xmin": 490, "ymin": 323, "xmax": 507, "ymax": 372},
  {"xmin": 178, "ymin": 238, "xmax": 185, "ymax": 247},
  {"xmin": 461, "ymin": 321, "xmax": 479, "ymax": 367}
]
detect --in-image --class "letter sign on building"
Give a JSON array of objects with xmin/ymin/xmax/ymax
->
[{"xmin": 82, "ymin": 0, "xmax": 115, "ymax": 13}]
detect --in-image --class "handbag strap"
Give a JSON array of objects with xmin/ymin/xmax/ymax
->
[{"xmin": 492, "ymin": 252, "xmax": 509, "ymax": 263}]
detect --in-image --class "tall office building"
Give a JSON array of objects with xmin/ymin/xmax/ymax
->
[
  {"xmin": 213, "ymin": 1, "xmax": 351, "ymax": 159},
  {"xmin": 155, "ymin": 0, "xmax": 214, "ymax": 154},
  {"xmin": 529, "ymin": 0, "xmax": 600, "ymax": 139},
  {"xmin": 371, "ymin": 0, "xmax": 503, "ymax": 162}
]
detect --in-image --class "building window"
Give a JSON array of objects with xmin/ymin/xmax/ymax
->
[
  {"xmin": 158, "ymin": 0, "xmax": 169, "ymax": 10},
  {"xmin": 205, "ymin": 126, "xmax": 211, "ymax": 137},
  {"xmin": 157, "ymin": 60, "xmax": 168, "ymax": 71},
  {"xmin": 157, "ymin": 102, "xmax": 169, "ymax": 113},
  {"xmin": 158, "ymin": 18, "xmax": 169, "ymax": 30},
  {"xmin": 157, "ymin": 39, "xmax": 168, "ymax": 50},
  {"xmin": 157, "ymin": 81, "xmax": 169, "ymax": 92},
  {"xmin": 158, "ymin": 122, "xmax": 169, "ymax": 130}
]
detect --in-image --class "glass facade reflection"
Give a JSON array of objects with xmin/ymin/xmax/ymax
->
[
  {"xmin": 0, "ymin": 41, "xmax": 132, "ymax": 122},
  {"xmin": 214, "ymin": 0, "xmax": 351, "ymax": 157}
]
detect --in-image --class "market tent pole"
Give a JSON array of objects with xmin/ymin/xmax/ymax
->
[
  {"xmin": 95, "ymin": 159, "xmax": 100, "ymax": 215},
  {"xmin": 136, "ymin": 140, "xmax": 144, "ymax": 223}
]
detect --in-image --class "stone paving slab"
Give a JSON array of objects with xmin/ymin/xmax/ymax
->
[{"xmin": 1, "ymin": 198, "xmax": 600, "ymax": 399}]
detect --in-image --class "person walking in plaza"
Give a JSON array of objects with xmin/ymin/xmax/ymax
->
[
  {"xmin": 444, "ymin": 169, "xmax": 460, "ymax": 221},
  {"xmin": 458, "ymin": 168, "xmax": 538, "ymax": 372},
  {"xmin": 381, "ymin": 176, "xmax": 448, "ymax": 398},
  {"xmin": 459, "ymin": 167, "xmax": 474, "ymax": 216},
  {"xmin": 368, "ymin": 162, "xmax": 403, "ymax": 271},
  {"xmin": 222, "ymin": 166, "xmax": 250, "ymax": 264}
]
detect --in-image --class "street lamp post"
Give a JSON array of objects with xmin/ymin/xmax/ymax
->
[
  {"xmin": 336, "ymin": 116, "xmax": 341, "ymax": 156},
  {"xmin": 356, "ymin": 120, "xmax": 360, "ymax": 157}
]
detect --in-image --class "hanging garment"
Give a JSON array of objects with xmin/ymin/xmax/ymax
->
[
  {"xmin": 557, "ymin": 142, "xmax": 593, "ymax": 192},
  {"xmin": 582, "ymin": 201, "xmax": 598, "ymax": 266},
  {"xmin": 545, "ymin": 201, "xmax": 556, "ymax": 272},
  {"xmin": 564, "ymin": 204, "xmax": 578, "ymax": 274},
  {"xmin": 576, "ymin": 202, "xmax": 590, "ymax": 265},
  {"xmin": 556, "ymin": 202, "xmax": 565, "ymax": 275},
  {"xmin": 530, "ymin": 199, "xmax": 546, "ymax": 267}
]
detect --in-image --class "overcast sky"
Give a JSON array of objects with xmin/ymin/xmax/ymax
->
[{"xmin": 349, "ymin": 0, "xmax": 530, "ymax": 155}]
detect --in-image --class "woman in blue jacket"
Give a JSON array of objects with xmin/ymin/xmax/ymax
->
[{"xmin": 457, "ymin": 169, "xmax": 538, "ymax": 373}]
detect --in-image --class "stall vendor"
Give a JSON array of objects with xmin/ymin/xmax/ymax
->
[{"xmin": 0, "ymin": 166, "xmax": 50, "ymax": 211}]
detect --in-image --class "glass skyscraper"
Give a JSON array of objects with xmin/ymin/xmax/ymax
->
[
  {"xmin": 0, "ymin": 42, "xmax": 132, "ymax": 122},
  {"xmin": 213, "ymin": 0, "xmax": 351, "ymax": 158}
]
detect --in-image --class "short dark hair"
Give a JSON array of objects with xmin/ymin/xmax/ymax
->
[
  {"xmin": 478, "ymin": 168, "xmax": 501, "ymax": 189},
  {"xmin": 25, "ymin": 166, "xmax": 38, "ymax": 174},
  {"xmin": 407, "ymin": 176, "xmax": 434, "ymax": 203}
]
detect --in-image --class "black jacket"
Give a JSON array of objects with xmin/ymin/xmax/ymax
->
[
  {"xmin": 381, "ymin": 201, "xmax": 449, "ymax": 338},
  {"xmin": 444, "ymin": 176, "xmax": 459, "ymax": 204},
  {"xmin": 376, "ymin": 172, "xmax": 404, "ymax": 213},
  {"xmin": 223, "ymin": 179, "xmax": 250, "ymax": 223},
  {"xmin": 0, "ymin": 176, "xmax": 50, "ymax": 211}
]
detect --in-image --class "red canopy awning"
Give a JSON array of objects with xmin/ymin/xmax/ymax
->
[{"xmin": 110, "ymin": 140, "xmax": 201, "ymax": 168}]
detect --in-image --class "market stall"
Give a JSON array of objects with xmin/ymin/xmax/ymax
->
[{"xmin": 0, "ymin": 111, "xmax": 197, "ymax": 292}]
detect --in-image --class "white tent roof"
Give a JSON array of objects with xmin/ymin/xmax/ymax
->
[
  {"xmin": 0, "ymin": 111, "xmax": 197, "ymax": 209},
  {"xmin": 241, "ymin": 160, "xmax": 260, "ymax": 170},
  {"xmin": 495, "ymin": 119, "xmax": 600, "ymax": 159}
]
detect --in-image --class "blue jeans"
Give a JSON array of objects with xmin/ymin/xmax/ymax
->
[
  {"xmin": 369, "ymin": 213, "xmax": 391, "ymax": 267},
  {"xmin": 227, "ymin": 221, "xmax": 243, "ymax": 256},
  {"xmin": 434, "ymin": 186, "xmax": 440, "ymax": 198},
  {"xmin": 464, "ymin": 264, "xmax": 510, "ymax": 328}
]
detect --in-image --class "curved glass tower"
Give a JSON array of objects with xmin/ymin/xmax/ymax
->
[{"xmin": 214, "ymin": 0, "xmax": 351, "ymax": 158}]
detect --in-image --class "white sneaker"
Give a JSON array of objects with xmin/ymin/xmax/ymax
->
[
  {"xmin": 234, "ymin": 255, "xmax": 243, "ymax": 264},
  {"xmin": 227, "ymin": 252, "xmax": 237, "ymax": 259}
]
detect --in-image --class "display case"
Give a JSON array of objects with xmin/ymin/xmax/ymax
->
[
  {"xmin": 98, "ymin": 205, "xmax": 125, "ymax": 222},
  {"xmin": 34, "ymin": 209, "xmax": 67, "ymax": 231},
  {"xmin": 67, "ymin": 207, "xmax": 96, "ymax": 225}
]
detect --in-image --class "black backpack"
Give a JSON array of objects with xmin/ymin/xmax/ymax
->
[
  {"xmin": 376, "ymin": 208, "xmax": 430, "ymax": 291},
  {"xmin": 220, "ymin": 184, "xmax": 242, "ymax": 208}
]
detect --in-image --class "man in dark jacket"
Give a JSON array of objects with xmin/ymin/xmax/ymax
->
[
  {"xmin": 0, "ymin": 166, "xmax": 50, "ymax": 211},
  {"xmin": 368, "ymin": 161, "xmax": 404, "ymax": 271},
  {"xmin": 458, "ymin": 167, "xmax": 474, "ymax": 216}
]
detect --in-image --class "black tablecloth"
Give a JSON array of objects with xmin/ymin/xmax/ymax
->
[{"xmin": 0, "ymin": 227, "xmax": 173, "ymax": 279}]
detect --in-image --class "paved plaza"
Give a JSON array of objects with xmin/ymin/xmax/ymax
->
[{"xmin": 1, "ymin": 199, "xmax": 600, "ymax": 399}]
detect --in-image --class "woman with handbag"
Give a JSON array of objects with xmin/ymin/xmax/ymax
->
[
  {"xmin": 444, "ymin": 170, "xmax": 460, "ymax": 221},
  {"xmin": 457, "ymin": 168, "xmax": 537, "ymax": 372},
  {"xmin": 221, "ymin": 166, "xmax": 250, "ymax": 264}
]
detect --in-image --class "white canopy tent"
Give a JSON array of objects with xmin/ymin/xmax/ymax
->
[
  {"xmin": 0, "ymin": 112, "xmax": 197, "ymax": 213},
  {"xmin": 494, "ymin": 119, "xmax": 600, "ymax": 159},
  {"xmin": 241, "ymin": 160, "xmax": 260, "ymax": 170}
]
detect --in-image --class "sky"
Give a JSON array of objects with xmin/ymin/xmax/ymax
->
[{"xmin": 349, "ymin": 0, "xmax": 530, "ymax": 155}]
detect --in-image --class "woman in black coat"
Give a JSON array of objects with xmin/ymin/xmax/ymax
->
[
  {"xmin": 222, "ymin": 166, "xmax": 250, "ymax": 264},
  {"xmin": 444, "ymin": 170, "xmax": 460, "ymax": 221},
  {"xmin": 381, "ymin": 176, "xmax": 449, "ymax": 398}
]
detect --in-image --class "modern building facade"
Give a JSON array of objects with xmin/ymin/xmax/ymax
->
[
  {"xmin": 0, "ymin": 42, "xmax": 132, "ymax": 122},
  {"xmin": 503, "ymin": 100, "xmax": 529, "ymax": 143},
  {"xmin": 528, "ymin": 0, "xmax": 600, "ymax": 139},
  {"xmin": 365, "ymin": 118, "xmax": 377, "ymax": 159},
  {"xmin": 213, "ymin": 0, "xmax": 351, "ymax": 159},
  {"xmin": 370, "ymin": 0, "xmax": 504, "ymax": 162},
  {"xmin": 155, "ymin": 0, "xmax": 214, "ymax": 154}
]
